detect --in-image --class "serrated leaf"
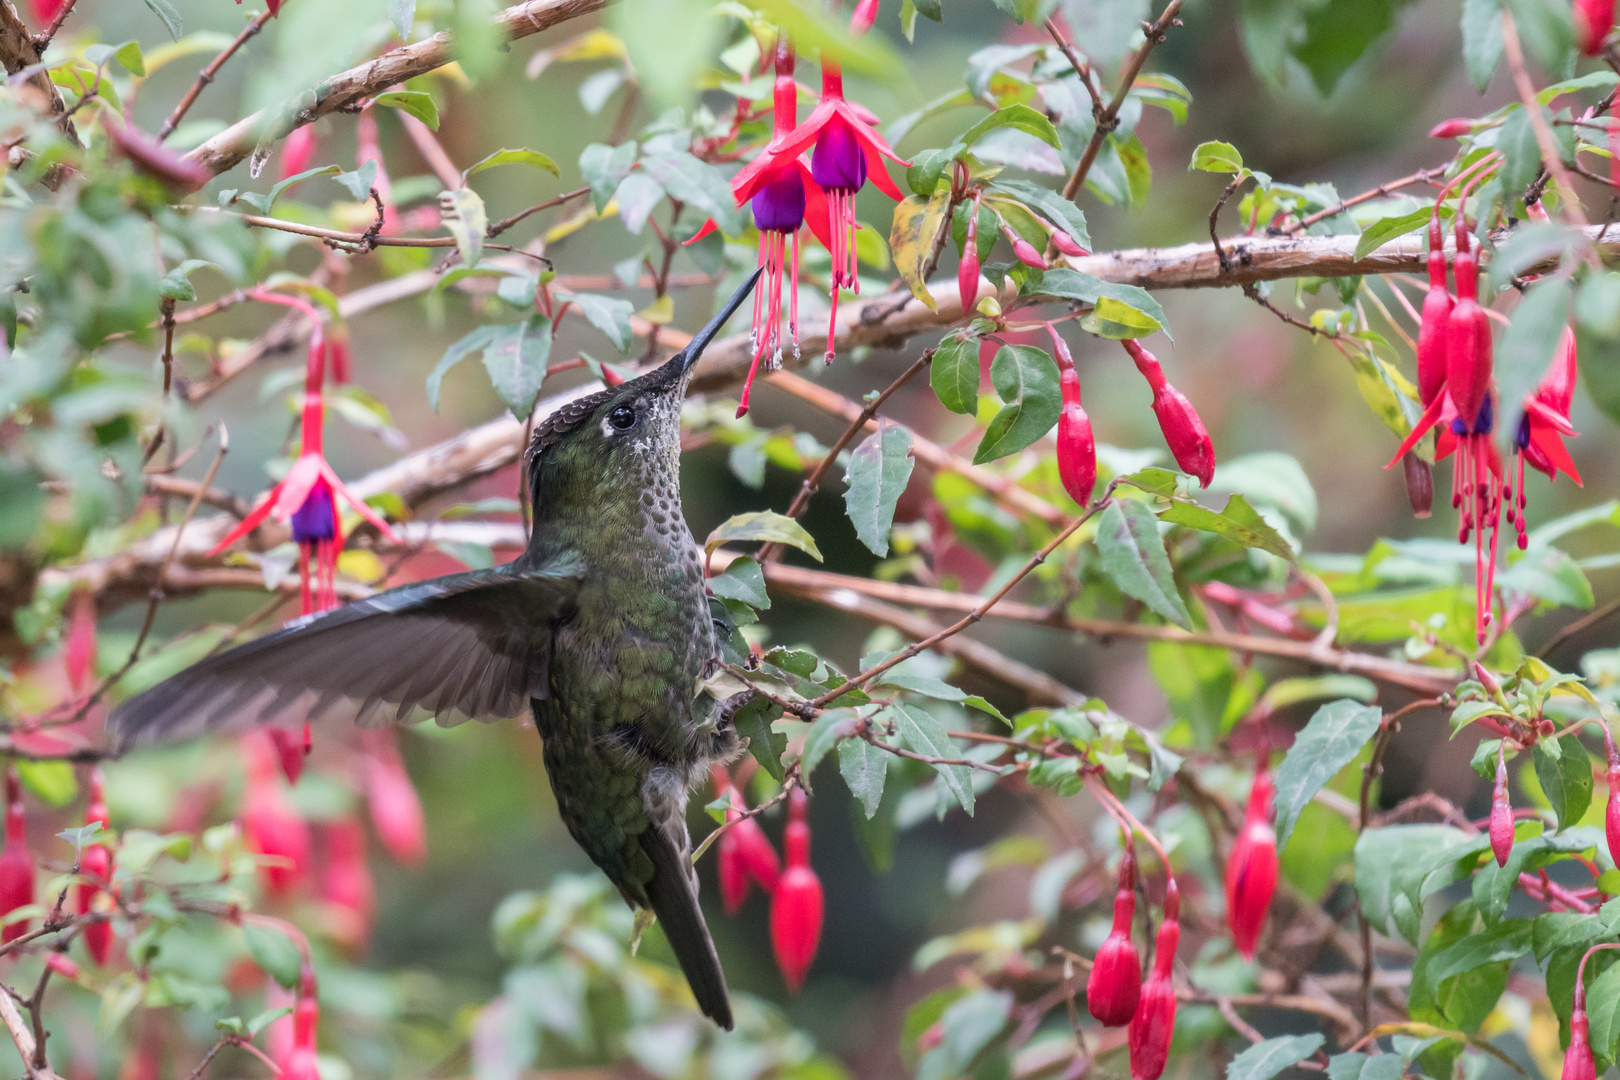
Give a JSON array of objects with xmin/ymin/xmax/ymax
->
[
  {"xmin": 960, "ymin": 103, "xmax": 1060, "ymax": 149},
  {"xmin": 734, "ymin": 695, "xmax": 787, "ymax": 781},
  {"xmin": 891, "ymin": 703, "xmax": 975, "ymax": 814},
  {"xmin": 840, "ymin": 736, "xmax": 888, "ymax": 817},
  {"xmin": 1096, "ymin": 500, "xmax": 1192, "ymax": 628},
  {"xmin": 1226, "ymin": 1035, "xmax": 1325, "ymax": 1080},
  {"xmin": 374, "ymin": 90, "xmax": 439, "ymax": 130},
  {"xmin": 973, "ymin": 344, "xmax": 1061, "ymax": 463},
  {"xmin": 1273, "ymin": 700, "xmax": 1383, "ymax": 851},
  {"xmin": 464, "ymin": 147, "xmax": 561, "ymax": 182},
  {"xmin": 438, "ymin": 187, "xmax": 488, "ymax": 268},
  {"xmin": 1158, "ymin": 493, "xmax": 1296, "ymax": 560},
  {"xmin": 705, "ymin": 512, "xmax": 822, "ymax": 561},
  {"xmin": 844, "ymin": 423, "xmax": 914, "ymax": 556},
  {"xmin": 931, "ymin": 332, "xmax": 980, "ymax": 414},
  {"xmin": 482, "ymin": 314, "xmax": 553, "ymax": 418}
]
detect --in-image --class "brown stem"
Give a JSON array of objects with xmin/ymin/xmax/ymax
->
[
  {"xmin": 158, "ymin": 5, "xmax": 278, "ymax": 141},
  {"xmin": 486, "ymin": 185, "xmax": 590, "ymax": 238},
  {"xmin": 1500, "ymin": 11, "xmax": 1589, "ymax": 228},
  {"xmin": 1286, "ymin": 169, "xmax": 1444, "ymax": 235}
]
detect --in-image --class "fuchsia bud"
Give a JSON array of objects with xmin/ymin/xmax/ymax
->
[
  {"xmin": 1566, "ymin": 965, "xmax": 1599, "ymax": 1080},
  {"xmin": 1447, "ymin": 235, "xmax": 1493, "ymax": 432},
  {"xmin": 1575, "ymin": 0, "xmax": 1615, "ymax": 55},
  {"xmin": 850, "ymin": 0, "xmax": 880, "ymax": 33},
  {"xmin": 959, "ymin": 195, "xmax": 982, "ymax": 317},
  {"xmin": 321, "ymin": 818, "xmax": 376, "ymax": 948},
  {"xmin": 1086, "ymin": 846, "xmax": 1142, "ymax": 1026},
  {"xmin": 267, "ymin": 725, "xmax": 311, "ymax": 787},
  {"xmin": 1049, "ymin": 230, "xmax": 1089, "ymax": 258},
  {"xmin": 770, "ymin": 788, "xmax": 823, "ymax": 992},
  {"xmin": 1225, "ymin": 768, "xmax": 1278, "ymax": 960},
  {"xmin": 44, "ymin": 953, "xmax": 79, "ymax": 981},
  {"xmin": 1127, "ymin": 879, "xmax": 1180, "ymax": 1080},
  {"xmin": 27, "ymin": 0, "xmax": 67, "ymax": 26},
  {"xmin": 365, "ymin": 730, "xmax": 427, "ymax": 866},
  {"xmin": 279, "ymin": 125, "xmax": 319, "ymax": 181},
  {"xmin": 1428, "ymin": 118, "xmax": 1475, "ymax": 139},
  {"xmin": 0, "ymin": 770, "xmax": 32, "ymax": 945},
  {"xmin": 281, "ymin": 964, "xmax": 321, "ymax": 1080},
  {"xmin": 1124, "ymin": 340, "xmax": 1216, "ymax": 487},
  {"xmin": 77, "ymin": 769, "xmax": 113, "ymax": 967},
  {"xmin": 1489, "ymin": 742, "xmax": 1514, "ymax": 867},
  {"xmin": 64, "ymin": 589, "xmax": 97, "ymax": 695},
  {"xmin": 1049, "ymin": 326, "xmax": 1096, "ymax": 506},
  {"xmin": 327, "ymin": 323, "xmax": 352, "ymax": 384},
  {"xmin": 241, "ymin": 733, "xmax": 311, "ymax": 896},
  {"xmin": 1417, "ymin": 221, "xmax": 1454, "ymax": 408},
  {"xmin": 1011, "ymin": 235, "xmax": 1050, "ymax": 270},
  {"xmin": 1602, "ymin": 727, "xmax": 1620, "ymax": 873},
  {"xmin": 1403, "ymin": 453, "xmax": 1434, "ymax": 517}
]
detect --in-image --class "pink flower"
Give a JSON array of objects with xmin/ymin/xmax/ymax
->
[
  {"xmin": 1123, "ymin": 340, "xmax": 1215, "ymax": 487},
  {"xmin": 76, "ymin": 769, "xmax": 114, "ymax": 966},
  {"xmin": 279, "ymin": 125, "xmax": 319, "ymax": 182},
  {"xmin": 1127, "ymin": 880, "xmax": 1179, "ymax": 1080},
  {"xmin": 364, "ymin": 729, "xmax": 427, "ymax": 866},
  {"xmin": 1086, "ymin": 846, "xmax": 1141, "ymax": 1026},
  {"xmin": 321, "ymin": 818, "xmax": 376, "ymax": 949},
  {"xmin": 0, "ymin": 770, "xmax": 33, "ymax": 944},
  {"xmin": 770, "ymin": 788, "xmax": 823, "ymax": 991},
  {"xmin": 1225, "ymin": 768, "xmax": 1278, "ymax": 960},
  {"xmin": 63, "ymin": 588, "xmax": 97, "ymax": 695},
  {"xmin": 240, "ymin": 732, "xmax": 311, "ymax": 896},
  {"xmin": 1049, "ymin": 326, "xmax": 1096, "ymax": 507},
  {"xmin": 1489, "ymin": 742, "xmax": 1513, "ymax": 867}
]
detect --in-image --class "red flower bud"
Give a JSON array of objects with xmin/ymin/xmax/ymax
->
[
  {"xmin": 959, "ymin": 200, "xmax": 982, "ymax": 317},
  {"xmin": 44, "ymin": 953, "xmax": 80, "ymax": 981},
  {"xmin": 241, "ymin": 733, "xmax": 311, "ymax": 896},
  {"xmin": 64, "ymin": 589, "xmax": 97, "ymax": 695},
  {"xmin": 365, "ymin": 730, "xmax": 427, "ymax": 866},
  {"xmin": 279, "ymin": 125, "xmax": 319, "ymax": 181},
  {"xmin": 1011, "ymin": 236, "xmax": 1049, "ymax": 270},
  {"xmin": 321, "ymin": 818, "xmax": 376, "ymax": 948},
  {"xmin": 1428, "ymin": 118, "xmax": 1475, "ymax": 139},
  {"xmin": 77, "ymin": 769, "xmax": 114, "ymax": 966},
  {"xmin": 1124, "ymin": 340, "xmax": 1215, "ymax": 487},
  {"xmin": 281, "ymin": 966, "xmax": 321, "ymax": 1080},
  {"xmin": 27, "ymin": 0, "xmax": 67, "ymax": 26},
  {"xmin": 712, "ymin": 768, "xmax": 781, "ymax": 913},
  {"xmin": 1575, "ymin": 0, "xmax": 1615, "ymax": 55},
  {"xmin": 1086, "ymin": 848, "xmax": 1142, "ymax": 1026},
  {"xmin": 1047, "ymin": 326, "xmax": 1097, "ymax": 505},
  {"xmin": 1225, "ymin": 769, "xmax": 1278, "ymax": 960},
  {"xmin": 1489, "ymin": 744, "xmax": 1513, "ymax": 868},
  {"xmin": 850, "ymin": 0, "xmax": 880, "ymax": 33},
  {"xmin": 267, "ymin": 724, "xmax": 311, "ymax": 787},
  {"xmin": 1127, "ymin": 880, "xmax": 1179, "ymax": 1080},
  {"xmin": 1567, "ymin": 969, "xmax": 1598, "ymax": 1080},
  {"xmin": 104, "ymin": 120, "xmax": 213, "ymax": 194},
  {"xmin": 1447, "ymin": 244, "xmax": 1493, "ymax": 431},
  {"xmin": 1049, "ymin": 230, "xmax": 1089, "ymax": 258},
  {"xmin": 0, "ymin": 770, "xmax": 34, "ymax": 945},
  {"xmin": 327, "ymin": 324, "xmax": 352, "ymax": 384},
  {"xmin": 770, "ymin": 789, "xmax": 823, "ymax": 992},
  {"xmin": 1603, "ymin": 729, "xmax": 1620, "ymax": 872}
]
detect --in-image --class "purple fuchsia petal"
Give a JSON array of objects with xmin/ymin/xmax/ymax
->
[
  {"xmin": 811, "ymin": 115, "xmax": 868, "ymax": 191},
  {"xmin": 290, "ymin": 478, "xmax": 337, "ymax": 544},
  {"xmin": 753, "ymin": 167, "xmax": 807, "ymax": 232}
]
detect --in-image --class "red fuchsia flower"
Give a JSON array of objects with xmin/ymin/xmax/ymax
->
[
  {"xmin": 1048, "ymin": 325, "xmax": 1096, "ymax": 507},
  {"xmin": 280, "ymin": 963, "xmax": 321, "ymax": 1080},
  {"xmin": 1565, "ymin": 946, "xmax": 1612, "ymax": 1080},
  {"xmin": 1416, "ymin": 212, "xmax": 1453, "ymax": 410},
  {"xmin": 770, "ymin": 787, "xmax": 823, "ymax": 992},
  {"xmin": 711, "ymin": 766, "xmax": 780, "ymax": 914},
  {"xmin": 267, "ymin": 724, "xmax": 311, "ymax": 787},
  {"xmin": 240, "ymin": 731, "xmax": 312, "ymax": 896},
  {"xmin": 1225, "ymin": 766, "xmax": 1278, "ymax": 960},
  {"xmin": 1429, "ymin": 118, "xmax": 1476, "ymax": 139},
  {"xmin": 208, "ymin": 291, "xmax": 398, "ymax": 617},
  {"xmin": 959, "ymin": 193, "xmax": 983, "ymax": 317},
  {"xmin": 63, "ymin": 588, "xmax": 97, "ymax": 695},
  {"xmin": 279, "ymin": 125, "xmax": 319, "ymax": 182},
  {"xmin": 0, "ymin": 770, "xmax": 32, "ymax": 944},
  {"xmin": 1576, "ymin": 0, "xmax": 1615, "ymax": 55},
  {"xmin": 364, "ymin": 729, "xmax": 427, "ymax": 866},
  {"xmin": 1489, "ymin": 741, "xmax": 1514, "ymax": 867},
  {"xmin": 27, "ymin": 0, "xmax": 67, "ymax": 26},
  {"xmin": 1603, "ymin": 726, "xmax": 1620, "ymax": 872},
  {"xmin": 1086, "ymin": 844, "xmax": 1142, "ymax": 1026},
  {"xmin": 320, "ymin": 818, "xmax": 376, "ymax": 949},
  {"xmin": 77, "ymin": 769, "xmax": 114, "ymax": 967},
  {"xmin": 1127, "ymin": 878, "xmax": 1180, "ymax": 1080},
  {"xmin": 1122, "ymin": 339, "xmax": 1215, "ymax": 487},
  {"xmin": 849, "ymin": 0, "xmax": 880, "ymax": 32}
]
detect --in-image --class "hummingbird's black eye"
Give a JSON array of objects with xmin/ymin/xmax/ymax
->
[{"xmin": 608, "ymin": 405, "xmax": 637, "ymax": 430}]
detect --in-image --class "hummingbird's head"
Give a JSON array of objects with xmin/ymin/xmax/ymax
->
[{"xmin": 523, "ymin": 269, "xmax": 762, "ymax": 513}]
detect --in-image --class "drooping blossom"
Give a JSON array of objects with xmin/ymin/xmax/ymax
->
[
  {"xmin": 1049, "ymin": 325, "xmax": 1096, "ymax": 506},
  {"xmin": 1086, "ymin": 844, "xmax": 1141, "ymax": 1026},
  {"xmin": 711, "ymin": 765, "xmax": 780, "ymax": 914},
  {"xmin": 1224, "ymin": 767, "xmax": 1278, "ymax": 960},
  {"xmin": 0, "ymin": 769, "xmax": 33, "ymax": 944},
  {"xmin": 267, "ymin": 724, "xmax": 311, "ymax": 787},
  {"xmin": 1122, "ymin": 339, "xmax": 1215, "ymax": 487},
  {"xmin": 1604, "ymin": 726, "xmax": 1620, "ymax": 873},
  {"xmin": 63, "ymin": 588, "xmax": 98, "ymax": 695},
  {"xmin": 280, "ymin": 963, "xmax": 322, "ymax": 1080},
  {"xmin": 1575, "ymin": 0, "xmax": 1615, "ymax": 55},
  {"xmin": 959, "ymin": 193, "xmax": 983, "ymax": 317},
  {"xmin": 1489, "ymin": 741, "xmax": 1513, "ymax": 867},
  {"xmin": 770, "ymin": 787, "xmax": 823, "ymax": 991},
  {"xmin": 76, "ymin": 769, "xmax": 114, "ymax": 966},
  {"xmin": 279, "ymin": 125, "xmax": 319, "ymax": 182},
  {"xmin": 240, "ymin": 730, "xmax": 312, "ymax": 896},
  {"xmin": 1127, "ymin": 878, "xmax": 1179, "ymax": 1080},
  {"xmin": 320, "ymin": 818, "xmax": 376, "ymax": 949},
  {"xmin": 364, "ymin": 729, "xmax": 427, "ymax": 866}
]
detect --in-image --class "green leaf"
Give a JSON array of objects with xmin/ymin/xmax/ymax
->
[
  {"xmin": 734, "ymin": 695, "xmax": 787, "ymax": 781},
  {"xmin": 993, "ymin": 179, "xmax": 1090, "ymax": 252},
  {"xmin": 1494, "ymin": 278, "xmax": 1571, "ymax": 454},
  {"xmin": 157, "ymin": 259, "xmax": 213, "ymax": 302},
  {"xmin": 1462, "ymin": 0, "xmax": 1505, "ymax": 90},
  {"xmin": 335, "ymin": 159, "xmax": 379, "ymax": 201},
  {"xmin": 243, "ymin": 924, "xmax": 300, "ymax": 989},
  {"xmin": 1189, "ymin": 140, "xmax": 1244, "ymax": 174},
  {"xmin": 426, "ymin": 324, "xmax": 500, "ymax": 410},
  {"xmin": 839, "ymin": 736, "xmax": 888, "ymax": 818},
  {"xmin": 482, "ymin": 314, "xmax": 553, "ymax": 418},
  {"xmin": 464, "ymin": 147, "xmax": 561, "ymax": 182},
  {"xmin": 558, "ymin": 292, "xmax": 634, "ymax": 351},
  {"xmin": 891, "ymin": 703, "xmax": 975, "ymax": 815},
  {"xmin": 1505, "ymin": 0, "xmax": 1575, "ymax": 78},
  {"xmin": 709, "ymin": 557, "xmax": 769, "ymax": 609},
  {"xmin": 1355, "ymin": 825, "xmax": 1489, "ymax": 944},
  {"xmin": 1158, "ymin": 493, "xmax": 1296, "ymax": 560},
  {"xmin": 641, "ymin": 153, "xmax": 742, "ymax": 235},
  {"xmin": 1588, "ymin": 959, "xmax": 1620, "ymax": 1060},
  {"xmin": 1290, "ymin": 0, "xmax": 1401, "ymax": 96},
  {"xmin": 801, "ymin": 710, "xmax": 858, "ymax": 789},
  {"xmin": 1326, "ymin": 1054, "xmax": 1405, "ymax": 1080},
  {"xmin": 439, "ymin": 187, "xmax": 488, "ymax": 268},
  {"xmin": 960, "ymin": 103, "xmax": 1061, "ymax": 150},
  {"xmin": 844, "ymin": 423, "xmax": 915, "ymax": 557},
  {"xmin": 18, "ymin": 761, "xmax": 76, "ymax": 807},
  {"xmin": 931, "ymin": 332, "xmax": 981, "ymax": 414},
  {"xmin": 705, "ymin": 512, "xmax": 822, "ymax": 561},
  {"xmin": 85, "ymin": 40, "xmax": 146, "ymax": 77},
  {"xmin": 388, "ymin": 0, "xmax": 416, "ymax": 38},
  {"xmin": 1273, "ymin": 700, "xmax": 1383, "ymax": 852},
  {"xmin": 1354, "ymin": 208, "xmax": 1433, "ymax": 261},
  {"xmin": 1533, "ymin": 733, "xmax": 1593, "ymax": 830},
  {"xmin": 1096, "ymin": 500, "xmax": 1192, "ymax": 629},
  {"xmin": 56, "ymin": 822, "xmax": 104, "ymax": 853},
  {"xmin": 973, "ymin": 344, "xmax": 1061, "ymax": 464},
  {"xmin": 1425, "ymin": 918, "xmax": 1533, "ymax": 984},
  {"xmin": 1036, "ymin": 269, "xmax": 1171, "ymax": 341},
  {"xmin": 374, "ymin": 90, "xmax": 439, "ymax": 130},
  {"xmin": 1226, "ymin": 1035, "xmax": 1326, "ymax": 1080},
  {"xmin": 579, "ymin": 142, "xmax": 638, "ymax": 214},
  {"xmin": 141, "ymin": 0, "xmax": 182, "ymax": 40}
]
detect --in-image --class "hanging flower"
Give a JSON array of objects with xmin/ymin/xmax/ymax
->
[
  {"xmin": 959, "ymin": 192, "xmax": 983, "ymax": 317},
  {"xmin": 279, "ymin": 125, "xmax": 319, "ymax": 182},
  {"xmin": 280, "ymin": 963, "xmax": 322, "ymax": 1080},
  {"xmin": 1489, "ymin": 741, "xmax": 1514, "ymax": 867},
  {"xmin": 77, "ymin": 769, "xmax": 115, "ymax": 966},
  {"xmin": 770, "ymin": 788, "xmax": 823, "ymax": 991},
  {"xmin": 1225, "ymin": 767, "xmax": 1278, "ymax": 961},
  {"xmin": 1575, "ymin": 0, "xmax": 1615, "ymax": 55},
  {"xmin": 208, "ymin": 291, "xmax": 398, "ymax": 618},
  {"xmin": 1127, "ymin": 879, "xmax": 1179, "ymax": 1080},
  {"xmin": 240, "ymin": 731, "xmax": 312, "ymax": 896},
  {"xmin": 1416, "ymin": 212, "xmax": 1453, "ymax": 410},
  {"xmin": 320, "ymin": 818, "xmax": 376, "ymax": 949},
  {"xmin": 1122, "ymin": 339, "xmax": 1215, "ymax": 487},
  {"xmin": 0, "ymin": 769, "xmax": 34, "ymax": 945},
  {"xmin": 1086, "ymin": 844, "xmax": 1141, "ymax": 1026},
  {"xmin": 364, "ymin": 729, "xmax": 427, "ymax": 866},
  {"xmin": 711, "ymin": 766, "xmax": 780, "ymax": 914},
  {"xmin": 63, "ymin": 588, "xmax": 98, "ymax": 695},
  {"xmin": 1604, "ymin": 727, "xmax": 1620, "ymax": 873},
  {"xmin": 267, "ymin": 724, "xmax": 312, "ymax": 787},
  {"xmin": 1049, "ymin": 325, "xmax": 1096, "ymax": 507}
]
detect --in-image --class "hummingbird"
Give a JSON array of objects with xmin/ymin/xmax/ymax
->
[{"xmin": 106, "ymin": 268, "xmax": 766, "ymax": 1030}]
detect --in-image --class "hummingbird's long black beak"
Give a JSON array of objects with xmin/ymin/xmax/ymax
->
[{"xmin": 680, "ymin": 267, "xmax": 764, "ymax": 372}]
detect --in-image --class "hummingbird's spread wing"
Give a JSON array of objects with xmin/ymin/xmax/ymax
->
[{"xmin": 106, "ymin": 557, "xmax": 583, "ymax": 752}]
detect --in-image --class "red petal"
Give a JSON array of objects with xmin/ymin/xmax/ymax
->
[
  {"xmin": 207, "ymin": 491, "xmax": 281, "ymax": 557},
  {"xmin": 1384, "ymin": 391, "xmax": 1449, "ymax": 469},
  {"xmin": 684, "ymin": 218, "xmax": 720, "ymax": 245},
  {"xmin": 322, "ymin": 463, "xmax": 400, "ymax": 542},
  {"xmin": 1531, "ymin": 425, "xmax": 1583, "ymax": 485},
  {"xmin": 797, "ymin": 161, "xmax": 834, "ymax": 250}
]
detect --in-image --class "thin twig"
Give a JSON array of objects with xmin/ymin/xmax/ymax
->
[
  {"xmin": 1285, "ymin": 169, "xmax": 1443, "ymax": 235},
  {"xmin": 1500, "ymin": 11, "xmax": 1589, "ymax": 229},
  {"xmin": 1536, "ymin": 595, "xmax": 1620, "ymax": 658},
  {"xmin": 200, "ymin": 207, "xmax": 552, "ymax": 262},
  {"xmin": 486, "ymin": 185, "xmax": 590, "ymax": 238},
  {"xmin": 158, "ymin": 5, "xmax": 278, "ymax": 141}
]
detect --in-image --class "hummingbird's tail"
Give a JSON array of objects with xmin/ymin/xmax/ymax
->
[{"xmin": 638, "ymin": 823, "xmax": 734, "ymax": 1030}]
